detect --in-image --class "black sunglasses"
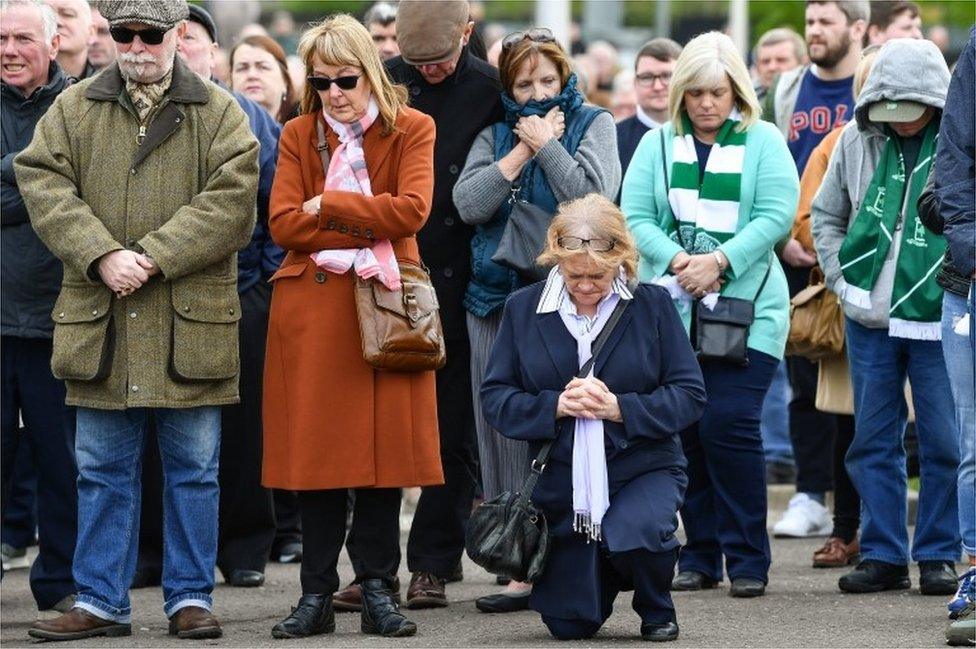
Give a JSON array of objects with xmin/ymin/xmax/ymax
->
[
  {"xmin": 501, "ymin": 28, "xmax": 555, "ymax": 52},
  {"xmin": 306, "ymin": 74, "xmax": 361, "ymax": 92},
  {"xmin": 109, "ymin": 26, "xmax": 167, "ymax": 45}
]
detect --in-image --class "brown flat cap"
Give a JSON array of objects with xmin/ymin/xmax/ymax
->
[
  {"xmin": 95, "ymin": 0, "xmax": 189, "ymax": 31},
  {"xmin": 397, "ymin": 0, "xmax": 470, "ymax": 65}
]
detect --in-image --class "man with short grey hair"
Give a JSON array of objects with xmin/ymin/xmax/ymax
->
[
  {"xmin": 17, "ymin": 0, "xmax": 258, "ymax": 641},
  {"xmin": 44, "ymin": 0, "xmax": 94, "ymax": 79},
  {"xmin": 753, "ymin": 27, "xmax": 807, "ymax": 99},
  {"xmin": 363, "ymin": 1, "xmax": 398, "ymax": 61}
]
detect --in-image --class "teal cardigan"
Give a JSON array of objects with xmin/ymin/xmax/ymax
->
[{"xmin": 620, "ymin": 119, "xmax": 800, "ymax": 360}]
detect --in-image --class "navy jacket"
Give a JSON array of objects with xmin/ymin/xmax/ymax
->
[
  {"xmin": 615, "ymin": 114, "xmax": 651, "ymax": 182},
  {"xmin": 1, "ymin": 62, "xmax": 70, "ymax": 338},
  {"xmin": 933, "ymin": 27, "xmax": 975, "ymax": 278}
]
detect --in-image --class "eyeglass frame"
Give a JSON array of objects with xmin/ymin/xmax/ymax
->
[
  {"xmin": 557, "ymin": 236, "xmax": 616, "ymax": 252},
  {"xmin": 306, "ymin": 74, "xmax": 362, "ymax": 92},
  {"xmin": 635, "ymin": 71, "xmax": 673, "ymax": 87},
  {"xmin": 109, "ymin": 26, "xmax": 167, "ymax": 45},
  {"xmin": 501, "ymin": 27, "xmax": 556, "ymax": 53}
]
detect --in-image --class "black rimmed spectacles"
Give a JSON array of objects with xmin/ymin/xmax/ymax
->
[
  {"xmin": 501, "ymin": 28, "xmax": 555, "ymax": 52},
  {"xmin": 557, "ymin": 236, "xmax": 615, "ymax": 252},
  {"xmin": 306, "ymin": 74, "xmax": 361, "ymax": 92},
  {"xmin": 110, "ymin": 26, "xmax": 167, "ymax": 45}
]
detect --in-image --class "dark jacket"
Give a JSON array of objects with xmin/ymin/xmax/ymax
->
[
  {"xmin": 615, "ymin": 114, "xmax": 651, "ymax": 181},
  {"xmin": 1, "ymin": 62, "xmax": 70, "ymax": 338},
  {"xmin": 933, "ymin": 27, "xmax": 975, "ymax": 279},
  {"xmin": 481, "ymin": 281, "xmax": 705, "ymax": 622},
  {"xmin": 386, "ymin": 48, "xmax": 505, "ymax": 340},
  {"xmin": 918, "ymin": 163, "xmax": 970, "ymax": 297}
]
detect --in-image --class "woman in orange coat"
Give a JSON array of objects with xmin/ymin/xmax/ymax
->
[{"xmin": 263, "ymin": 14, "xmax": 440, "ymax": 640}]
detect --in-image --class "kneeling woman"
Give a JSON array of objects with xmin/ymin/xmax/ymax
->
[{"xmin": 480, "ymin": 195, "xmax": 706, "ymax": 641}]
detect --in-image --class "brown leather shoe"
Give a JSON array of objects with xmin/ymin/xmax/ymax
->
[
  {"xmin": 28, "ymin": 607, "xmax": 131, "ymax": 641},
  {"xmin": 167, "ymin": 606, "xmax": 222, "ymax": 639},
  {"xmin": 405, "ymin": 571, "xmax": 448, "ymax": 609},
  {"xmin": 333, "ymin": 577, "xmax": 401, "ymax": 612},
  {"xmin": 813, "ymin": 537, "xmax": 860, "ymax": 568}
]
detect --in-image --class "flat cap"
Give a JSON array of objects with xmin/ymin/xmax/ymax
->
[
  {"xmin": 95, "ymin": 0, "xmax": 189, "ymax": 31},
  {"xmin": 396, "ymin": 0, "xmax": 470, "ymax": 66},
  {"xmin": 187, "ymin": 4, "xmax": 217, "ymax": 43}
]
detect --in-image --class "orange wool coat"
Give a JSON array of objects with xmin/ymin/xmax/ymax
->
[{"xmin": 262, "ymin": 108, "xmax": 444, "ymax": 490}]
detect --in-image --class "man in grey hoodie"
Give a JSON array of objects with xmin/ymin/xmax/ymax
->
[{"xmin": 812, "ymin": 37, "xmax": 959, "ymax": 596}]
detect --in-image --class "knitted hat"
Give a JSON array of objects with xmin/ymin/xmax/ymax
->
[
  {"xmin": 187, "ymin": 4, "xmax": 217, "ymax": 44},
  {"xmin": 95, "ymin": 0, "xmax": 189, "ymax": 31},
  {"xmin": 396, "ymin": 0, "xmax": 470, "ymax": 65}
]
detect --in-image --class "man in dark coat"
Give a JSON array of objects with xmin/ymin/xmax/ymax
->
[
  {"xmin": 334, "ymin": 0, "xmax": 504, "ymax": 612},
  {"xmin": 0, "ymin": 0, "xmax": 78, "ymax": 619}
]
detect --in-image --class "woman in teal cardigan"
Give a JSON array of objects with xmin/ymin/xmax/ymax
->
[{"xmin": 621, "ymin": 32, "xmax": 799, "ymax": 598}]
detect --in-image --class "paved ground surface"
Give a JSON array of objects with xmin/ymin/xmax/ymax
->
[{"xmin": 1, "ymin": 495, "xmax": 953, "ymax": 648}]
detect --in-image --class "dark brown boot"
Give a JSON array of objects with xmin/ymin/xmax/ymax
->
[
  {"xmin": 405, "ymin": 571, "xmax": 447, "ymax": 609},
  {"xmin": 28, "ymin": 608, "xmax": 131, "ymax": 641},
  {"xmin": 333, "ymin": 577, "xmax": 401, "ymax": 612},
  {"xmin": 167, "ymin": 606, "xmax": 222, "ymax": 639}
]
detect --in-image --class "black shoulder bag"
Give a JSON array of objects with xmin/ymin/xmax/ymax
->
[
  {"xmin": 465, "ymin": 298, "xmax": 629, "ymax": 583},
  {"xmin": 659, "ymin": 133, "xmax": 770, "ymax": 367}
]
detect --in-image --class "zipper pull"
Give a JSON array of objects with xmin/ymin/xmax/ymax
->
[{"xmin": 136, "ymin": 125, "xmax": 146, "ymax": 145}]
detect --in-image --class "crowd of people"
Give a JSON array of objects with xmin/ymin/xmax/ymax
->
[{"xmin": 0, "ymin": 0, "xmax": 973, "ymax": 645}]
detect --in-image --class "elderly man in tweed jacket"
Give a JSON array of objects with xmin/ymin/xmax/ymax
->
[{"xmin": 15, "ymin": 0, "xmax": 257, "ymax": 641}]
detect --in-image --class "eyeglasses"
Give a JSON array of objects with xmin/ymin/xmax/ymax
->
[
  {"xmin": 501, "ymin": 28, "xmax": 555, "ymax": 52},
  {"xmin": 635, "ymin": 72, "xmax": 672, "ymax": 87},
  {"xmin": 306, "ymin": 74, "xmax": 361, "ymax": 92},
  {"xmin": 109, "ymin": 26, "xmax": 167, "ymax": 45},
  {"xmin": 557, "ymin": 236, "xmax": 615, "ymax": 252}
]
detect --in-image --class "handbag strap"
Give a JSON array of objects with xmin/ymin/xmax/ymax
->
[
  {"xmin": 517, "ymin": 297, "xmax": 630, "ymax": 502},
  {"xmin": 315, "ymin": 119, "xmax": 331, "ymax": 176}
]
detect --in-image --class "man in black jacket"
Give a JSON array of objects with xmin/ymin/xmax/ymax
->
[
  {"xmin": 0, "ymin": 0, "xmax": 77, "ymax": 618},
  {"xmin": 334, "ymin": 0, "xmax": 504, "ymax": 612}
]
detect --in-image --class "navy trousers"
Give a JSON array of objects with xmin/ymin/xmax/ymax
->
[
  {"xmin": 678, "ymin": 349, "xmax": 778, "ymax": 583},
  {"xmin": 0, "ymin": 336, "xmax": 77, "ymax": 608}
]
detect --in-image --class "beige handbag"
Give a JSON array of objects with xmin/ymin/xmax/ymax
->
[
  {"xmin": 816, "ymin": 350, "xmax": 915, "ymax": 421},
  {"xmin": 787, "ymin": 267, "xmax": 845, "ymax": 361}
]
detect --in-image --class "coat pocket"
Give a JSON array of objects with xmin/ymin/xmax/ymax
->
[
  {"xmin": 169, "ymin": 280, "xmax": 242, "ymax": 382},
  {"xmin": 50, "ymin": 285, "xmax": 115, "ymax": 382}
]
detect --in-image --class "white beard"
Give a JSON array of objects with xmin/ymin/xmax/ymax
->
[{"xmin": 118, "ymin": 48, "xmax": 175, "ymax": 83}]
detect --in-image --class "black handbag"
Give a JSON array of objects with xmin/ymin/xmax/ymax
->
[
  {"xmin": 465, "ymin": 299, "xmax": 629, "ymax": 583},
  {"xmin": 491, "ymin": 186, "xmax": 553, "ymax": 283},
  {"xmin": 659, "ymin": 133, "xmax": 770, "ymax": 367}
]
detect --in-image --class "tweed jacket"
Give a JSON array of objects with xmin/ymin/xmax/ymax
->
[{"xmin": 14, "ymin": 58, "xmax": 258, "ymax": 410}]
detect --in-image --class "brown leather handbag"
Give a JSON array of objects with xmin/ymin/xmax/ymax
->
[{"xmin": 786, "ymin": 267, "xmax": 845, "ymax": 361}]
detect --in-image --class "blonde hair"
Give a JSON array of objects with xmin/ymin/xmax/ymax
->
[
  {"xmin": 853, "ymin": 45, "xmax": 881, "ymax": 98},
  {"xmin": 297, "ymin": 14, "xmax": 408, "ymax": 135},
  {"xmin": 668, "ymin": 31, "xmax": 761, "ymax": 135},
  {"xmin": 537, "ymin": 194, "xmax": 638, "ymax": 280}
]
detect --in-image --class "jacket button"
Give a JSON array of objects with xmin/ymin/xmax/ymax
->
[
  {"xmin": 365, "ymin": 229, "xmax": 374, "ymax": 239},
  {"xmin": 619, "ymin": 440, "xmax": 629, "ymax": 449},
  {"xmin": 58, "ymin": 312, "xmax": 65, "ymax": 319},
  {"xmin": 339, "ymin": 225, "xmax": 348, "ymax": 233},
  {"xmin": 129, "ymin": 312, "xmax": 137, "ymax": 319},
  {"xmin": 131, "ymin": 385, "xmax": 140, "ymax": 393},
  {"xmin": 130, "ymin": 168, "xmax": 136, "ymax": 175},
  {"xmin": 352, "ymin": 226, "xmax": 360, "ymax": 236},
  {"xmin": 443, "ymin": 268, "xmax": 453, "ymax": 278},
  {"xmin": 326, "ymin": 219, "xmax": 336, "ymax": 230},
  {"xmin": 444, "ymin": 217, "xmax": 454, "ymax": 226},
  {"xmin": 92, "ymin": 309, "xmax": 98, "ymax": 316},
  {"xmin": 228, "ymin": 308, "xmax": 235, "ymax": 315},
  {"xmin": 315, "ymin": 271, "xmax": 326, "ymax": 284},
  {"xmin": 183, "ymin": 306, "xmax": 191, "ymax": 313},
  {"xmin": 449, "ymin": 164, "xmax": 459, "ymax": 174},
  {"xmin": 410, "ymin": 86, "xmax": 420, "ymax": 96}
]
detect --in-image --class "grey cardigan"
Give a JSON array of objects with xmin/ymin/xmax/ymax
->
[{"xmin": 452, "ymin": 111, "xmax": 621, "ymax": 224}]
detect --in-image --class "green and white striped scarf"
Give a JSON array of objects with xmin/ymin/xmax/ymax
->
[
  {"xmin": 667, "ymin": 110, "xmax": 746, "ymax": 253},
  {"xmin": 837, "ymin": 120, "xmax": 944, "ymax": 340}
]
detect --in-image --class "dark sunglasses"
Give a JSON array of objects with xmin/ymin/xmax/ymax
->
[
  {"xmin": 557, "ymin": 236, "xmax": 615, "ymax": 252},
  {"xmin": 501, "ymin": 28, "xmax": 555, "ymax": 52},
  {"xmin": 109, "ymin": 26, "xmax": 166, "ymax": 45},
  {"xmin": 306, "ymin": 74, "xmax": 361, "ymax": 92}
]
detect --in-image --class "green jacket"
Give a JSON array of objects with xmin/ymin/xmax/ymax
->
[{"xmin": 14, "ymin": 57, "xmax": 258, "ymax": 410}]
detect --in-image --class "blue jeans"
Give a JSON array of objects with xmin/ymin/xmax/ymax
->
[
  {"xmin": 73, "ymin": 407, "xmax": 220, "ymax": 623},
  {"xmin": 844, "ymin": 318, "xmax": 960, "ymax": 565},
  {"xmin": 942, "ymin": 286, "xmax": 976, "ymax": 557},
  {"xmin": 760, "ymin": 359, "xmax": 793, "ymax": 464}
]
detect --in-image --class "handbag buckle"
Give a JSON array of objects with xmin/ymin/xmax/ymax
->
[{"xmin": 530, "ymin": 458, "xmax": 546, "ymax": 474}]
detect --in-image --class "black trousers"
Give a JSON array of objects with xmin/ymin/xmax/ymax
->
[
  {"xmin": 299, "ymin": 488, "xmax": 400, "ymax": 595},
  {"xmin": 346, "ymin": 336, "xmax": 478, "ymax": 580},
  {"xmin": 832, "ymin": 414, "xmax": 860, "ymax": 542},
  {"xmin": 785, "ymin": 265, "xmax": 834, "ymax": 495},
  {"xmin": 0, "ymin": 337, "xmax": 77, "ymax": 609}
]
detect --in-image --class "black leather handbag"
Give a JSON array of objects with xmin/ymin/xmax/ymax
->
[
  {"xmin": 491, "ymin": 189, "xmax": 553, "ymax": 283},
  {"xmin": 465, "ymin": 299, "xmax": 628, "ymax": 583}
]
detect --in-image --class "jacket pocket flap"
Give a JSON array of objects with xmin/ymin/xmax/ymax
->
[
  {"xmin": 51, "ymin": 286, "xmax": 112, "ymax": 324},
  {"xmin": 269, "ymin": 263, "xmax": 308, "ymax": 282},
  {"xmin": 171, "ymin": 281, "xmax": 242, "ymax": 323},
  {"xmin": 790, "ymin": 283, "xmax": 826, "ymax": 307},
  {"xmin": 698, "ymin": 296, "xmax": 754, "ymax": 326}
]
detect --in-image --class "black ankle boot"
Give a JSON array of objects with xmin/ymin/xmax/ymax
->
[
  {"xmin": 361, "ymin": 578, "xmax": 417, "ymax": 637},
  {"xmin": 271, "ymin": 594, "xmax": 335, "ymax": 639}
]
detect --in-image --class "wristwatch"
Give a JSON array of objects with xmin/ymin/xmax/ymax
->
[{"xmin": 713, "ymin": 250, "xmax": 728, "ymax": 273}]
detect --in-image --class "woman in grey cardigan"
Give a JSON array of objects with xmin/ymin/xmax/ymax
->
[{"xmin": 452, "ymin": 29, "xmax": 620, "ymax": 613}]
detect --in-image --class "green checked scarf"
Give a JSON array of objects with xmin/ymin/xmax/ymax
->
[
  {"xmin": 667, "ymin": 110, "xmax": 746, "ymax": 253},
  {"xmin": 837, "ymin": 120, "xmax": 944, "ymax": 340}
]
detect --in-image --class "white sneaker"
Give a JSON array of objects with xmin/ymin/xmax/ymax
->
[{"xmin": 772, "ymin": 493, "xmax": 831, "ymax": 538}]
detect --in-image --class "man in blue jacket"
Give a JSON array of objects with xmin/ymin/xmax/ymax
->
[{"xmin": 0, "ymin": 0, "xmax": 78, "ymax": 618}]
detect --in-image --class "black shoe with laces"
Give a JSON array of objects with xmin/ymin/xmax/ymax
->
[
  {"xmin": 671, "ymin": 571, "xmax": 718, "ymax": 591},
  {"xmin": 271, "ymin": 594, "xmax": 335, "ymax": 639},
  {"xmin": 919, "ymin": 560, "xmax": 958, "ymax": 596},
  {"xmin": 838, "ymin": 560, "xmax": 910, "ymax": 593},
  {"xmin": 361, "ymin": 578, "xmax": 417, "ymax": 637}
]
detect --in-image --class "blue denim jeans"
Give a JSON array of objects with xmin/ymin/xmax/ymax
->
[
  {"xmin": 844, "ymin": 318, "xmax": 960, "ymax": 565},
  {"xmin": 73, "ymin": 407, "xmax": 220, "ymax": 623},
  {"xmin": 942, "ymin": 286, "xmax": 976, "ymax": 557},
  {"xmin": 760, "ymin": 359, "xmax": 793, "ymax": 464}
]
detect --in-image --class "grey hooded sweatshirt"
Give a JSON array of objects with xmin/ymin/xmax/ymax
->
[{"xmin": 810, "ymin": 38, "xmax": 950, "ymax": 330}]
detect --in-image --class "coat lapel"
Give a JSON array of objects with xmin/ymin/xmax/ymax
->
[
  {"xmin": 594, "ymin": 306, "xmax": 634, "ymax": 376},
  {"xmin": 536, "ymin": 312, "xmax": 578, "ymax": 382}
]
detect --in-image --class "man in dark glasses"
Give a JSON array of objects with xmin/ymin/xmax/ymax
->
[{"xmin": 16, "ymin": 0, "xmax": 259, "ymax": 642}]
